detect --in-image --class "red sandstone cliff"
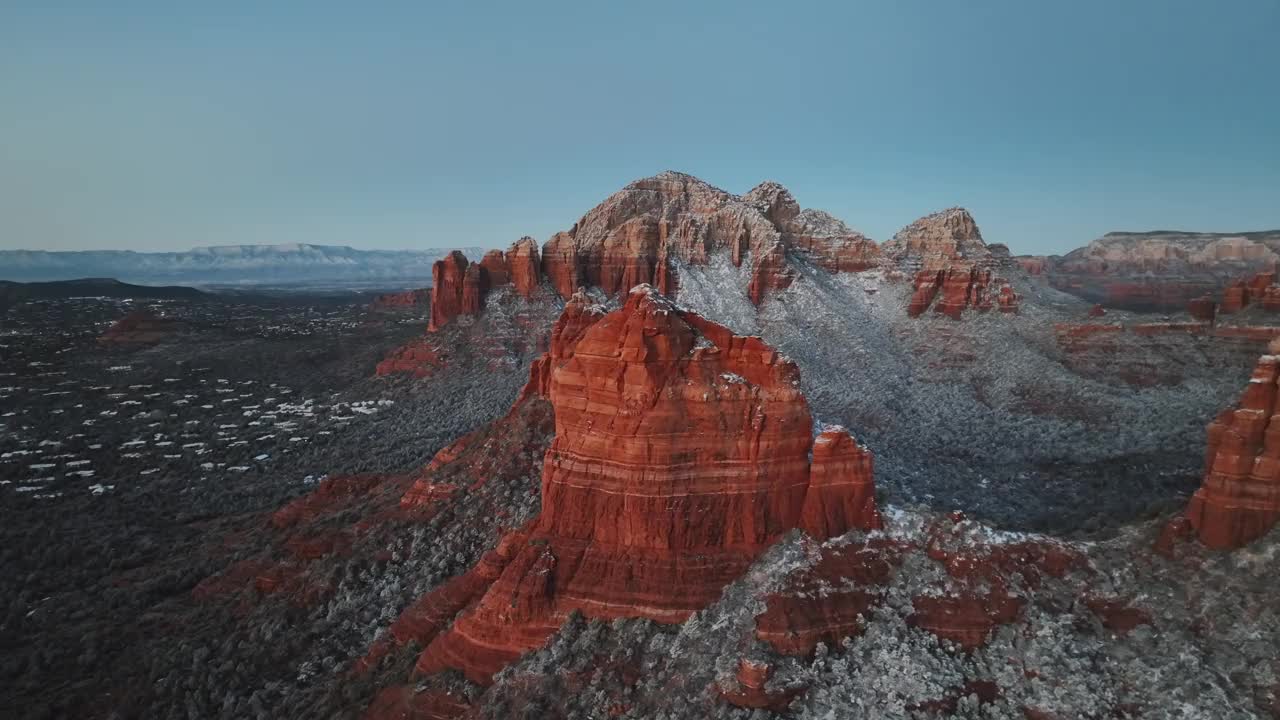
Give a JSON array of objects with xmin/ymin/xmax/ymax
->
[
  {"xmin": 884, "ymin": 208, "xmax": 1020, "ymax": 318},
  {"xmin": 428, "ymin": 251, "xmax": 470, "ymax": 332},
  {"xmin": 1185, "ymin": 349, "xmax": 1280, "ymax": 549},
  {"xmin": 381, "ymin": 286, "xmax": 880, "ymax": 685}
]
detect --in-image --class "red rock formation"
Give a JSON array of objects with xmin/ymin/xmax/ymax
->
[
  {"xmin": 756, "ymin": 518, "xmax": 1083, "ymax": 658},
  {"xmin": 507, "ymin": 236, "xmax": 541, "ymax": 298},
  {"xmin": 541, "ymin": 232, "xmax": 580, "ymax": 300},
  {"xmin": 1185, "ymin": 352, "xmax": 1280, "ymax": 548},
  {"xmin": 746, "ymin": 241, "xmax": 794, "ymax": 305},
  {"xmin": 1249, "ymin": 271, "xmax": 1276, "ymax": 294},
  {"xmin": 376, "ymin": 340, "xmax": 445, "ymax": 378},
  {"xmin": 909, "ymin": 589, "xmax": 1024, "ymax": 651},
  {"xmin": 755, "ymin": 539, "xmax": 899, "ymax": 656},
  {"xmin": 1188, "ymin": 296, "xmax": 1217, "ymax": 323},
  {"xmin": 371, "ymin": 288, "xmax": 429, "ymax": 309},
  {"xmin": 800, "ymin": 427, "xmax": 881, "ymax": 539},
  {"xmin": 479, "ymin": 249, "xmax": 510, "ymax": 288},
  {"xmin": 935, "ymin": 268, "xmax": 978, "ymax": 319},
  {"xmin": 885, "ymin": 209, "xmax": 1019, "ymax": 319},
  {"xmin": 428, "ymin": 251, "xmax": 469, "ymax": 332},
  {"xmin": 747, "ymin": 182, "xmax": 880, "ymax": 273},
  {"xmin": 461, "ymin": 263, "xmax": 486, "ymax": 316},
  {"xmin": 397, "ymin": 286, "xmax": 879, "ymax": 685},
  {"xmin": 1222, "ymin": 279, "xmax": 1250, "ymax": 314},
  {"xmin": 1087, "ymin": 304, "xmax": 1106, "ymax": 318},
  {"xmin": 1023, "ymin": 231, "xmax": 1280, "ymax": 312},
  {"xmin": 1220, "ymin": 271, "xmax": 1280, "ymax": 315},
  {"xmin": 272, "ymin": 475, "xmax": 391, "ymax": 529},
  {"xmin": 907, "ymin": 271, "xmax": 943, "ymax": 318}
]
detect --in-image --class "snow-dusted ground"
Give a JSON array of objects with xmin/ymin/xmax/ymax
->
[{"xmin": 674, "ymin": 253, "xmax": 1247, "ymax": 533}]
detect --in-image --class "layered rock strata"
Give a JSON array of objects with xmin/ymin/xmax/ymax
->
[
  {"xmin": 1015, "ymin": 230, "xmax": 1280, "ymax": 312},
  {"xmin": 884, "ymin": 208, "xmax": 1020, "ymax": 318},
  {"xmin": 388, "ymin": 286, "xmax": 880, "ymax": 685},
  {"xmin": 1185, "ymin": 350, "xmax": 1280, "ymax": 548}
]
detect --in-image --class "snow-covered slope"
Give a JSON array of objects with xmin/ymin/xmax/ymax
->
[{"xmin": 673, "ymin": 252, "xmax": 1248, "ymax": 534}]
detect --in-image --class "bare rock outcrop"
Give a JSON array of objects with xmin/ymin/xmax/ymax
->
[
  {"xmin": 428, "ymin": 251, "xmax": 470, "ymax": 332},
  {"xmin": 885, "ymin": 208, "xmax": 1019, "ymax": 318},
  {"xmin": 1185, "ymin": 350, "xmax": 1280, "ymax": 548},
  {"xmin": 386, "ymin": 286, "xmax": 879, "ymax": 684}
]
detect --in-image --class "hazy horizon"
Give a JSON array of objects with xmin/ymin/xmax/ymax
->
[{"xmin": 3, "ymin": 1, "xmax": 1277, "ymax": 255}]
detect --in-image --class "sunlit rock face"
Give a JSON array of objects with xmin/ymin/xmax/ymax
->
[{"xmin": 396, "ymin": 286, "xmax": 879, "ymax": 684}]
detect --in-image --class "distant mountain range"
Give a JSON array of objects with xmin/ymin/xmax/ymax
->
[{"xmin": 0, "ymin": 244, "xmax": 483, "ymax": 285}]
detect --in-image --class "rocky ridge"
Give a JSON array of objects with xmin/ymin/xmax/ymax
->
[{"xmin": 417, "ymin": 173, "xmax": 1018, "ymax": 336}]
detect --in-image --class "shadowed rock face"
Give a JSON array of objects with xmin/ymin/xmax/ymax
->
[
  {"xmin": 1186, "ymin": 351, "xmax": 1280, "ymax": 548},
  {"xmin": 392, "ymin": 286, "xmax": 880, "ymax": 685}
]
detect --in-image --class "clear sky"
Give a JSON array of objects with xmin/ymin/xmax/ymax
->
[{"xmin": 2, "ymin": 1, "xmax": 1277, "ymax": 255}]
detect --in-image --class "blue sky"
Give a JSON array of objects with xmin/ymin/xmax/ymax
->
[{"xmin": 2, "ymin": 1, "xmax": 1277, "ymax": 254}]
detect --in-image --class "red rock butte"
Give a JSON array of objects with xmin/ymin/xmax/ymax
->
[
  {"xmin": 1185, "ymin": 349, "xmax": 1280, "ymax": 549},
  {"xmin": 392, "ymin": 285, "xmax": 881, "ymax": 684}
]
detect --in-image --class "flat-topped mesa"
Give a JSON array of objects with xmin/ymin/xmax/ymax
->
[
  {"xmin": 408, "ymin": 286, "xmax": 880, "ymax": 684},
  {"xmin": 1185, "ymin": 351, "xmax": 1280, "ymax": 549},
  {"xmin": 885, "ymin": 208, "xmax": 1019, "ymax": 318},
  {"xmin": 1020, "ymin": 231, "xmax": 1280, "ymax": 312}
]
